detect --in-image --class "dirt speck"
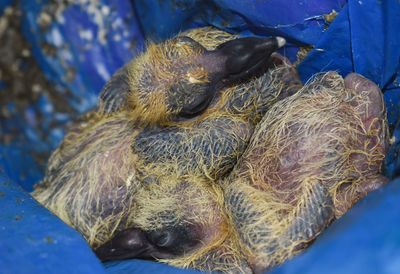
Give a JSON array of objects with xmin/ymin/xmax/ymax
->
[
  {"xmin": 323, "ymin": 9, "xmax": 339, "ymax": 30},
  {"xmin": 323, "ymin": 9, "xmax": 338, "ymax": 23},
  {"xmin": 14, "ymin": 212, "xmax": 23, "ymax": 221},
  {"xmin": 45, "ymin": 236, "xmax": 53, "ymax": 243}
]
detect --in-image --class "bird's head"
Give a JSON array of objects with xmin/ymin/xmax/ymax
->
[
  {"xmin": 100, "ymin": 32, "xmax": 285, "ymax": 125},
  {"xmin": 94, "ymin": 175, "xmax": 231, "ymax": 265}
]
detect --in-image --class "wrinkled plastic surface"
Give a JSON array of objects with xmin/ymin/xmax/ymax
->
[
  {"xmin": 0, "ymin": 168, "xmax": 105, "ymax": 274},
  {"xmin": 104, "ymin": 260, "xmax": 199, "ymax": 274},
  {"xmin": 1, "ymin": 0, "xmax": 400, "ymax": 273},
  {"xmin": 133, "ymin": 0, "xmax": 346, "ymax": 62}
]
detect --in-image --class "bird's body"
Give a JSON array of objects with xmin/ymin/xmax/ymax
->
[
  {"xmin": 31, "ymin": 27, "xmax": 388, "ymax": 273},
  {"xmin": 222, "ymin": 72, "xmax": 389, "ymax": 272}
]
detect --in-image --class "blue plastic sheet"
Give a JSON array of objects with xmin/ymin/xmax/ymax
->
[
  {"xmin": 1, "ymin": 0, "xmax": 145, "ymax": 191},
  {"xmin": 104, "ymin": 260, "xmax": 199, "ymax": 274},
  {"xmin": 0, "ymin": 168, "xmax": 105, "ymax": 274},
  {"xmin": 1, "ymin": 0, "xmax": 400, "ymax": 273},
  {"xmin": 133, "ymin": 0, "xmax": 346, "ymax": 62},
  {"xmin": 20, "ymin": 0, "xmax": 144, "ymax": 106}
]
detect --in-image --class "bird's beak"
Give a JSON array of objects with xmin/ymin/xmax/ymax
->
[
  {"xmin": 205, "ymin": 36, "xmax": 286, "ymax": 85},
  {"xmin": 95, "ymin": 228, "xmax": 150, "ymax": 262}
]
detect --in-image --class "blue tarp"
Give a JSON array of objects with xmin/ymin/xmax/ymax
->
[
  {"xmin": 0, "ymin": 170, "xmax": 106, "ymax": 274},
  {"xmin": 1, "ymin": 0, "xmax": 400, "ymax": 273}
]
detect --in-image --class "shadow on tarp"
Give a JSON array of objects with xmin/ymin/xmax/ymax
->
[{"xmin": 1, "ymin": 0, "xmax": 400, "ymax": 273}]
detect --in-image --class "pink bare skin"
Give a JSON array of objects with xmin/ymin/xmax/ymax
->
[{"xmin": 334, "ymin": 73, "xmax": 389, "ymax": 217}]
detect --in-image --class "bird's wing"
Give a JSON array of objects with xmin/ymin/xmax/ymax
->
[
  {"xmin": 224, "ymin": 179, "xmax": 334, "ymax": 270},
  {"xmin": 131, "ymin": 117, "xmax": 252, "ymax": 180},
  {"xmin": 98, "ymin": 65, "xmax": 131, "ymax": 114}
]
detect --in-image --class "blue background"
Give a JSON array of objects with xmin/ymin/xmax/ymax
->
[{"xmin": 1, "ymin": 0, "xmax": 400, "ymax": 273}]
